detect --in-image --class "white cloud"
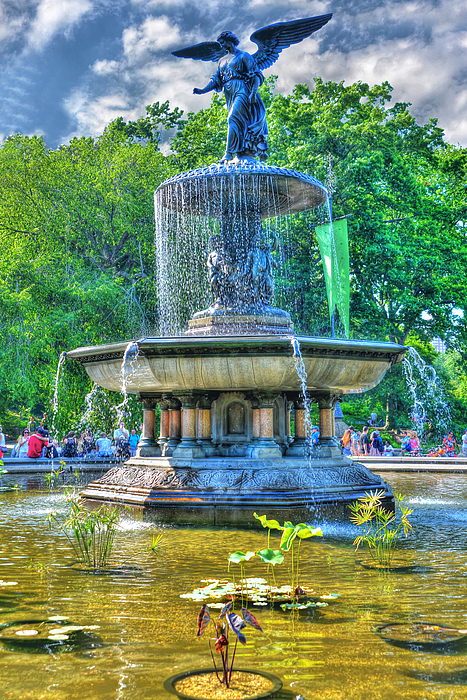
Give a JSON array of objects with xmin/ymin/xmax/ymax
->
[
  {"xmin": 122, "ymin": 15, "xmax": 182, "ymax": 62},
  {"xmin": 92, "ymin": 59, "xmax": 120, "ymax": 75},
  {"xmin": 26, "ymin": 0, "xmax": 94, "ymax": 51}
]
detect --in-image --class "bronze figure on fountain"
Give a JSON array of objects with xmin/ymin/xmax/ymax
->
[{"xmin": 172, "ymin": 14, "xmax": 332, "ymax": 162}]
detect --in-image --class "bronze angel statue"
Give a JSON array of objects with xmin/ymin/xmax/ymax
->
[{"xmin": 172, "ymin": 15, "xmax": 332, "ymax": 162}]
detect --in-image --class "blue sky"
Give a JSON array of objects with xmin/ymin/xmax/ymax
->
[{"xmin": 2, "ymin": 0, "xmax": 467, "ymax": 148}]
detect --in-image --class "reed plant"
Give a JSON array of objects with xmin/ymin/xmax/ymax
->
[
  {"xmin": 349, "ymin": 490, "xmax": 413, "ymax": 567},
  {"xmin": 48, "ymin": 492, "xmax": 120, "ymax": 569}
]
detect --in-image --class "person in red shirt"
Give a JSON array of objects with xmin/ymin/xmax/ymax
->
[{"xmin": 27, "ymin": 426, "xmax": 49, "ymax": 459}]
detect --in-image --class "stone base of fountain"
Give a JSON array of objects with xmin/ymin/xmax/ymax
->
[
  {"xmin": 68, "ymin": 335, "xmax": 405, "ymax": 523},
  {"xmin": 80, "ymin": 455, "xmax": 394, "ymax": 525}
]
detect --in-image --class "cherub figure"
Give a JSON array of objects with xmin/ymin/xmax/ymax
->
[{"xmin": 172, "ymin": 15, "xmax": 332, "ymax": 162}]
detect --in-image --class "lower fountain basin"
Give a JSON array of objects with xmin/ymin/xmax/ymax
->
[{"xmin": 67, "ymin": 335, "xmax": 405, "ymax": 394}]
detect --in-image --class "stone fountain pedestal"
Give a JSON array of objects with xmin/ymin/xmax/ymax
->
[{"xmin": 68, "ymin": 335, "xmax": 404, "ymax": 524}]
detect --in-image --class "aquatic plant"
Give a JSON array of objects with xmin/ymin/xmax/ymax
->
[
  {"xmin": 48, "ymin": 492, "xmax": 120, "ymax": 569},
  {"xmin": 181, "ymin": 516, "xmax": 333, "ymax": 612},
  {"xmin": 253, "ymin": 513, "xmax": 323, "ymax": 603},
  {"xmin": 196, "ymin": 601, "xmax": 263, "ymax": 688},
  {"xmin": 349, "ymin": 490, "xmax": 413, "ymax": 567}
]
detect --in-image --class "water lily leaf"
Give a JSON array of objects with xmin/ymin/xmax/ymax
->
[
  {"xmin": 256, "ymin": 548, "xmax": 284, "ymax": 565},
  {"xmin": 320, "ymin": 593, "xmax": 340, "ymax": 600},
  {"xmin": 48, "ymin": 634, "xmax": 69, "ymax": 641},
  {"xmin": 279, "ymin": 527, "xmax": 297, "ymax": 552},
  {"xmin": 197, "ymin": 604, "xmax": 210, "ymax": 637},
  {"xmin": 253, "ymin": 513, "xmax": 283, "ymax": 530},
  {"xmin": 241, "ymin": 607, "xmax": 263, "ymax": 631},
  {"xmin": 297, "ymin": 525, "xmax": 323, "ymax": 539},
  {"xmin": 227, "ymin": 613, "xmax": 246, "ymax": 645},
  {"xmin": 208, "ymin": 603, "xmax": 225, "ymax": 609},
  {"xmin": 0, "ymin": 581, "xmax": 17, "ymax": 586},
  {"xmin": 15, "ymin": 630, "xmax": 38, "ymax": 636},
  {"xmin": 228, "ymin": 551, "xmax": 256, "ymax": 564}
]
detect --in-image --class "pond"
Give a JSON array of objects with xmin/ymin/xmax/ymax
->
[{"xmin": 1, "ymin": 471, "xmax": 467, "ymax": 699}]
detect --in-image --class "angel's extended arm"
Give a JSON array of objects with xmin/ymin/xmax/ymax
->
[{"xmin": 193, "ymin": 77, "xmax": 218, "ymax": 96}]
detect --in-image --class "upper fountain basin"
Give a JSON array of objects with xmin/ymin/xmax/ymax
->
[
  {"xmin": 67, "ymin": 335, "xmax": 405, "ymax": 394},
  {"xmin": 155, "ymin": 160, "xmax": 328, "ymax": 218}
]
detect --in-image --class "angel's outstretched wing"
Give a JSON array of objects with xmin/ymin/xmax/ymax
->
[
  {"xmin": 172, "ymin": 42, "xmax": 227, "ymax": 62},
  {"xmin": 250, "ymin": 14, "xmax": 332, "ymax": 71}
]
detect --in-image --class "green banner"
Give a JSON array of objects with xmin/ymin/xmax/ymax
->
[{"xmin": 314, "ymin": 219, "xmax": 350, "ymax": 337}]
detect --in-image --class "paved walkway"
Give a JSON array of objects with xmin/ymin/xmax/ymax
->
[{"xmin": 357, "ymin": 455, "xmax": 467, "ymax": 473}]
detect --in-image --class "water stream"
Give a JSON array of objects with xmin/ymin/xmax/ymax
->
[
  {"xmin": 403, "ymin": 346, "xmax": 451, "ymax": 438},
  {"xmin": 51, "ymin": 351, "xmax": 66, "ymax": 437},
  {"xmin": 290, "ymin": 336, "xmax": 313, "ymax": 457},
  {"xmin": 113, "ymin": 341, "xmax": 141, "ymax": 425}
]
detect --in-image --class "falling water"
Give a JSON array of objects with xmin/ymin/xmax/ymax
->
[
  {"xmin": 290, "ymin": 336, "xmax": 313, "ymax": 457},
  {"xmin": 76, "ymin": 382, "xmax": 101, "ymax": 432},
  {"xmin": 403, "ymin": 346, "xmax": 451, "ymax": 438},
  {"xmin": 51, "ymin": 351, "xmax": 66, "ymax": 437},
  {"xmin": 113, "ymin": 341, "xmax": 140, "ymax": 425}
]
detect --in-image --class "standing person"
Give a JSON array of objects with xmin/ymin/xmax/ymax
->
[
  {"xmin": 443, "ymin": 431, "xmax": 457, "ymax": 457},
  {"xmin": 27, "ymin": 426, "xmax": 49, "ymax": 459},
  {"xmin": 349, "ymin": 426, "xmax": 359, "ymax": 456},
  {"xmin": 128, "ymin": 428, "xmax": 140, "ymax": 458},
  {"xmin": 341, "ymin": 428, "xmax": 352, "ymax": 456},
  {"xmin": 0, "ymin": 426, "xmax": 6, "ymax": 453},
  {"xmin": 311, "ymin": 426, "xmax": 320, "ymax": 445},
  {"xmin": 461, "ymin": 429, "xmax": 467, "ymax": 457},
  {"xmin": 370, "ymin": 409, "xmax": 377, "ymax": 427},
  {"xmin": 370, "ymin": 430, "xmax": 384, "ymax": 456},
  {"xmin": 359, "ymin": 426, "xmax": 370, "ymax": 455},
  {"xmin": 410, "ymin": 430, "xmax": 422, "ymax": 456}
]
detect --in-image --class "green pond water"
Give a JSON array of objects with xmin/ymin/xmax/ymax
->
[{"xmin": 1, "ymin": 471, "xmax": 467, "ymax": 700}]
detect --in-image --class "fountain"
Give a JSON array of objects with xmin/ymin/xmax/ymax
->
[{"xmin": 66, "ymin": 15, "xmax": 406, "ymax": 523}]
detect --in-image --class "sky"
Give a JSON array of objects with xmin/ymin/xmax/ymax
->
[{"xmin": 1, "ymin": 0, "xmax": 467, "ymax": 149}]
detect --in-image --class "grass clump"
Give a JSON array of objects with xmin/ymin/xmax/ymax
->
[{"xmin": 48, "ymin": 491, "xmax": 119, "ymax": 569}]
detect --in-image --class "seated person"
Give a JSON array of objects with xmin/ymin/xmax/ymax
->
[
  {"xmin": 13, "ymin": 429, "xmax": 30, "ymax": 458},
  {"xmin": 96, "ymin": 432, "xmax": 113, "ymax": 457},
  {"xmin": 27, "ymin": 426, "xmax": 49, "ymax": 459},
  {"xmin": 82, "ymin": 429, "xmax": 96, "ymax": 456},
  {"xmin": 383, "ymin": 440, "xmax": 394, "ymax": 457},
  {"xmin": 62, "ymin": 431, "xmax": 78, "ymax": 458}
]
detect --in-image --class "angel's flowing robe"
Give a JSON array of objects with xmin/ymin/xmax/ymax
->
[{"xmin": 212, "ymin": 50, "xmax": 268, "ymax": 157}]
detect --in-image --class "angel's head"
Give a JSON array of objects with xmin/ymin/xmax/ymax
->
[{"xmin": 217, "ymin": 31, "xmax": 239, "ymax": 49}]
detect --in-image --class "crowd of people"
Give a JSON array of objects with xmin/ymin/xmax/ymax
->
[
  {"xmin": 340, "ymin": 413, "xmax": 467, "ymax": 458},
  {"xmin": 1, "ymin": 416, "xmax": 141, "ymax": 461}
]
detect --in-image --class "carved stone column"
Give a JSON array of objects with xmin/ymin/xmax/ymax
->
[
  {"xmin": 313, "ymin": 391, "xmax": 342, "ymax": 458},
  {"xmin": 159, "ymin": 396, "xmax": 170, "ymax": 455},
  {"xmin": 137, "ymin": 395, "xmax": 162, "ymax": 457},
  {"xmin": 249, "ymin": 392, "xmax": 282, "ymax": 459},
  {"xmin": 286, "ymin": 395, "xmax": 308, "ymax": 458},
  {"xmin": 164, "ymin": 397, "xmax": 182, "ymax": 457},
  {"xmin": 286, "ymin": 400, "xmax": 294, "ymax": 444},
  {"xmin": 173, "ymin": 393, "xmax": 205, "ymax": 458},
  {"xmin": 196, "ymin": 393, "xmax": 218, "ymax": 457}
]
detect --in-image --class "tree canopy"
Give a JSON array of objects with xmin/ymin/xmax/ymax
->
[{"xmin": 0, "ymin": 78, "xmax": 466, "ymax": 438}]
